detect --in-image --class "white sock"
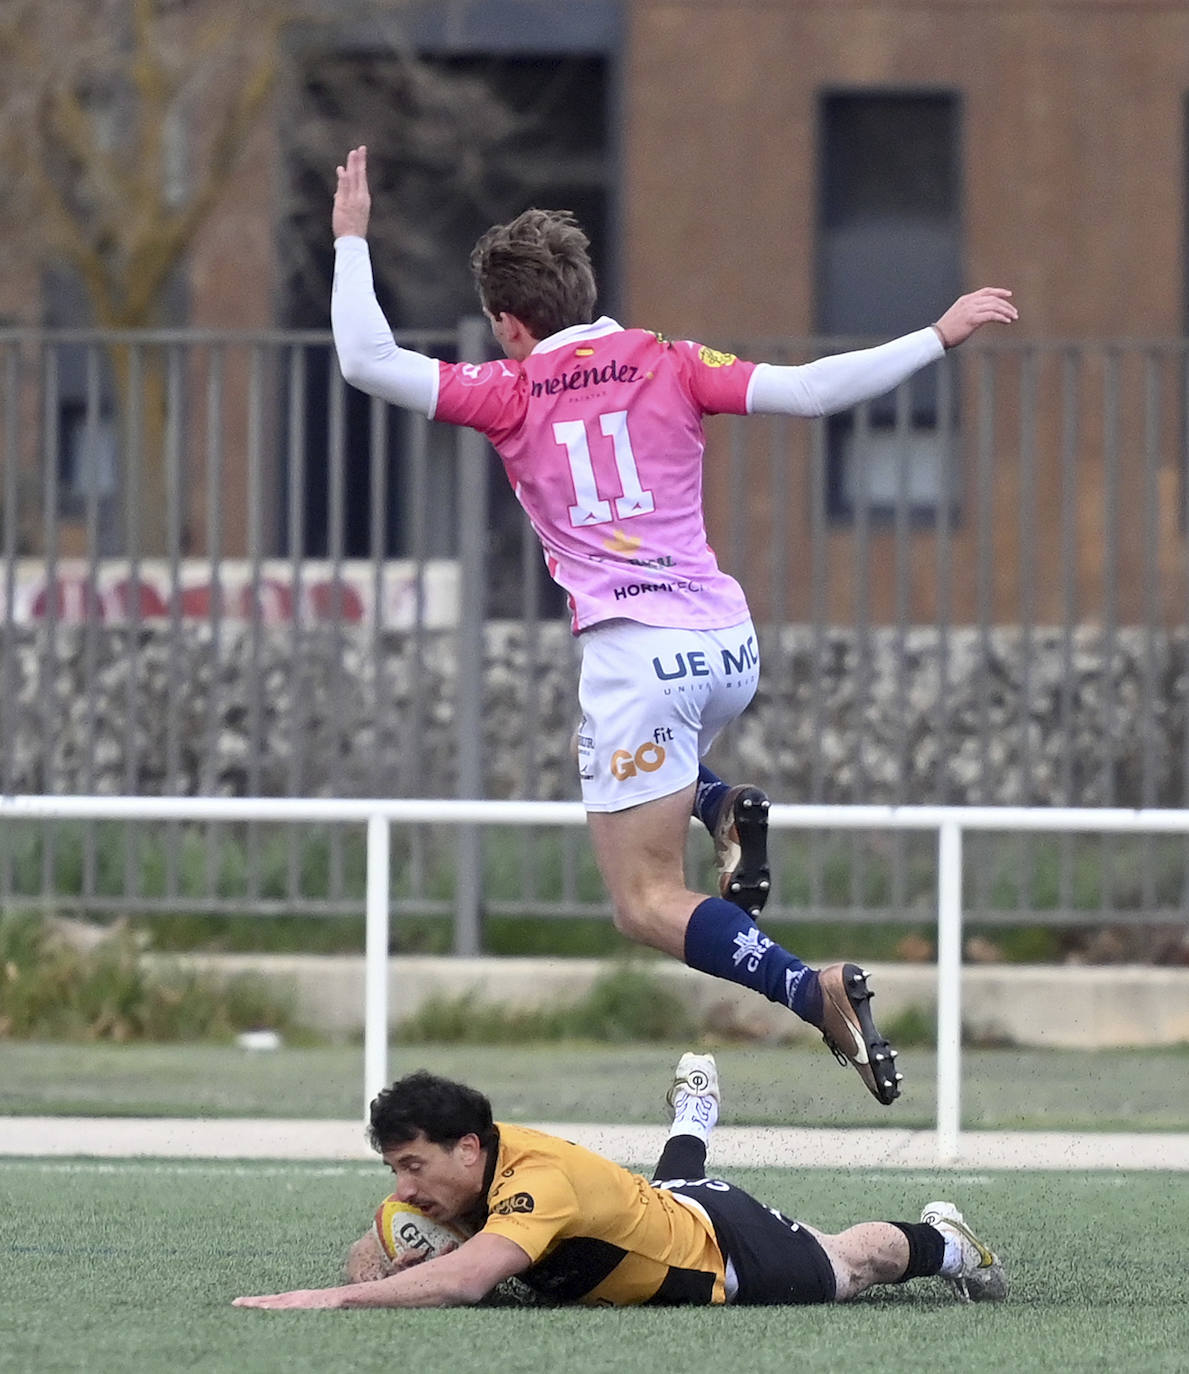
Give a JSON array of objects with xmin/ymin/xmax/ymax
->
[
  {"xmin": 667, "ymin": 1119, "xmax": 709, "ymax": 1145},
  {"xmin": 938, "ymin": 1232, "xmax": 965, "ymax": 1277},
  {"xmin": 668, "ymin": 1091, "xmax": 718, "ymax": 1143}
]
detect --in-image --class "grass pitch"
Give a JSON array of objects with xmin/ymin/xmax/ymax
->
[
  {"xmin": 2, "ymin": 1159, "xmax": 1186, "ymax": 1373},
  {"xmin": 2, "ymin": 1040, "xmax": 1188, "ymax": 1130}
]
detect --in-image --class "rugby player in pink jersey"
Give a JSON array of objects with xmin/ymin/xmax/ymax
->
[{"xmin": 331, "ymin": 146, "xmax": 1017, "ymax": 1106}]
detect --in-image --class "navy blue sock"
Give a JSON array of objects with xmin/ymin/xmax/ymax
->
[
  {"xmin": 683, "ymin": 897, "xmax": 823, "ymax": 1024},
  {"xmin": 693, "ymin": 763, "xmax": 730, "ymax": 836}
]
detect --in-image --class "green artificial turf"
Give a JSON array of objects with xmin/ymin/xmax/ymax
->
[
  {"xmin": 2, "ymin": 1040, "xmax": 1188, "ymax": 1131},
  {"xmin": 1, "ymin": 1160, "xmax": 1185, "ymax": 1373}
]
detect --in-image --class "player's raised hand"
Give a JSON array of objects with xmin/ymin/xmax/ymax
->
[
  {"xmin": 333, "ymin": 145, "xmax": 371, "ymax": 240},
  {"xmin": 933, "ymin": 287, "xmax": 1017, "ymax": 348}
]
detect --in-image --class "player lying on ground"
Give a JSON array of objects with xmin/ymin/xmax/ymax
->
[
  {"xmin": 233, "ymin": 1062, "xmax": 1006, "ymax": 1310},
  {"xmin": 330, "ymin": 147, "xmax": 1017, "ymax": 1107}
]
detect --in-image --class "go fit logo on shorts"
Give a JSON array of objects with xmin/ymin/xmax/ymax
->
[{"xmin": 610, "ymin": 728, "xmax": 672, "ymax": 781}]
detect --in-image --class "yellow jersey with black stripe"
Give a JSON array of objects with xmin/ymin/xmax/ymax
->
[{"xmin": 476, "ymin": 1123, "xmax": 727, "ymax": 1306}]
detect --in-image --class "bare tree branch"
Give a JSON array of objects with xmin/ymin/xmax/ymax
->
[
  {"xmin": 0, "ymin": 0, "xmax": 317, "ymax": 326},
  {"xmin": 0, "ymin": 0, "xmax": 553, "ymax": 331}
]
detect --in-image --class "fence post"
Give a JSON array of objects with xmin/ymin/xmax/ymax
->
[
  {"xmin": 453, "ymin": 317, "xmax": 490, "ymax": 956},
  {"xmin": 364, "ymin": 811, "xmax": 391, "ymax": 1117},
  {"xmin": 936, "ymin": 818, "xmax": 963, "ymax": 1162}
]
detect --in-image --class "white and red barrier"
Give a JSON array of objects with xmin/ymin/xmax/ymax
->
[{"xmin": 0, "ymin": 559, "xmax": 460, "ymax": 628}]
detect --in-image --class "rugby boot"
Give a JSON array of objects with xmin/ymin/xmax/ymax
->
[
  {"xmin": 712, "ymin": 784, "xmax": 771, "ymax": 918},
  {"xmin": 665, "ymin": 1051, "xmax": 720, "ymax": 1135},
  {"xmin": 816, "ymin": 963, "xmax": 902, "ymax": 1105},
  {"xmin": 920, "ymin": 1201, "xmax": 1008, "ymax": 1303}
]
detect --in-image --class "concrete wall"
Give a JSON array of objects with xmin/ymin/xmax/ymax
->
[{"xmin": 169, "ymin": 953, "xmax": 1189, "ymax": 1048}]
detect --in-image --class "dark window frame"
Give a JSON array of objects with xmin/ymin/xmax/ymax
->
[{"xmin": 815, "ymin": 87, "xmax": 964, "ymax": 528}]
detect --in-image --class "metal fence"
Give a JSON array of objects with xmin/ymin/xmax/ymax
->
[
  {"xmin": 13, "ymin": 791, "xmax": 1184, "ymax": 1152},
  {"xmin": 3, "ymin": 326, "xmax": 1189, "ymax": 946}
]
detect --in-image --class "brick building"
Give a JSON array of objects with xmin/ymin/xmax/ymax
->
[{"xmin": 4, "ymin": 0, "xmax": 1189, "ymax": 625}]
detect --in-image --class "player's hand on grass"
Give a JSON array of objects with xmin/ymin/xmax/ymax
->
[
  {"xmin": 333, "ymin": 145, "xmax": 371, "ymax": 240},
  {"xmin": 234, "ymin": 1287, "xmax": 347, "ymax": 1309},
  {"xmin": 933, "ymin": 287, "xmax": 1017, "ymax": 348}
]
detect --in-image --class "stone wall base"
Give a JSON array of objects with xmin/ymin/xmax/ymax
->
[{"xmin": 167, "ymin": 954, "xmax": 1189, "ymax": 1048}]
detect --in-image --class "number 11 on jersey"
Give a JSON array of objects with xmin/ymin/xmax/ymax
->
[{"xmin": 554, "ymin": 410, "xmax": 656, "ymax": 528}]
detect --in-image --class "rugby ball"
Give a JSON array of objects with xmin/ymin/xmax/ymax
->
[{"xmin": 373, "ymin": 1195, "xmax": 471, "ymax": 1264}]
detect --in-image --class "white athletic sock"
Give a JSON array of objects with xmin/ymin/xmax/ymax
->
[
  {"xmin": 938, "ymin": 1232, "xmax": 965, "ymax": 1277},
  {"xmin": 668, "ymin": 1090, "xmax": 718, "ymax": 1143}
]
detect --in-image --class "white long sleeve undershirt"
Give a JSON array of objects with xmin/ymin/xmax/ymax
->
[
  {"xmin": 332, "ymin": 233, "xmax": 946, "ymax": 422},
  {"xmin": 746, "ymin": 329, "xmax": 944, "ymax": 417},
  {"xmin": 332, "ymin": 236, "xmax": 439, "ymax": 416}
]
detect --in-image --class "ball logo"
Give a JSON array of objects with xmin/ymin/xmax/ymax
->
[
  {"xmin": 610, "ymin": 741, "xmax": 667, "ymax": 780},
  {"xmin": 374, "ymin": 1196, "xmax": 469, "ymax": 1260},
  {"xmin": 397, "ymin": 1219, "xmax": 450, "ymax": 1255}
]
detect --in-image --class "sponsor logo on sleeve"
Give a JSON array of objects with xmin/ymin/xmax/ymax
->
[
  {"xmin": 492, "ymin": 1192, "xmax": 536, "ymax": 1215},
  {"xmin": 698, "ymin": 345, "xmax": 737, "ymax": 368},
  {"xmin": 458, "ymin": 360, "xmax": 515, "ymax": 387}
]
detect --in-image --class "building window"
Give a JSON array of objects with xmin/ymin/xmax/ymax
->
[
  {"xmin": 817, "ymin": 91, "xmax": 962, "ymax": 523},
  {"xmin": 44, "ymin": 271, "xmax": 121, "ymax": 526},
  {"xmin": 59, "ymin": 399, "xmax": 118, "ymax": 503}
]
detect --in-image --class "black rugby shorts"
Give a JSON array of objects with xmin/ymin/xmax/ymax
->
[{"xmin": 661, "ymin": 1178, "xmax": 836, "ymax": 1305}]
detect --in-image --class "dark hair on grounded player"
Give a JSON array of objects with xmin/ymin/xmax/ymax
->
[
  {"xmin": 470, "ymin": 208, "xmax": 598, "ymax": 342},
  {"xmin": 367, "ymin": 1070, "xmax": 498, "ymax": 1155}
]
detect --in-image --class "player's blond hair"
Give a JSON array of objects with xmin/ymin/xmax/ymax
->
[{"xmin": 470, "ymin": 209, "xmax": 597, "ymax": 341}]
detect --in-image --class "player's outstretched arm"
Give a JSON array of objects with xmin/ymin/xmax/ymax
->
[
  {"xmin": 932, "ymin": 286, "xmax": 1017, "ymax": 349},
  {"xmin": 234, "ymin": 1232, "xmax": 531, "ymax": 1310},
  {"xmin": 748, "ymin": 286, "xmax": 1018, "ymax": 419}
]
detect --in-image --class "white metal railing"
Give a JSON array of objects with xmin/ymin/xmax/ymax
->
[{"xmin": 6, "ymin": 794, "xmax": 1189, "ymax": 1161}]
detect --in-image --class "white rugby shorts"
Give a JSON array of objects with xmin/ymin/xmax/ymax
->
[{"xmin": 576, "ymin": 618, "xmax": 760, "ymax": 813}]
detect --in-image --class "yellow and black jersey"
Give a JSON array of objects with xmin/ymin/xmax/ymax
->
[{"xmin": 477, "ymin": 1123, "xmax": 728, "ymax": 1306}]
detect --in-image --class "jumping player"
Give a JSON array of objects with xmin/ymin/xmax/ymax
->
[{"xmin": 329, "ymin": 146, "xmax": 1017, "ymax": 1105}]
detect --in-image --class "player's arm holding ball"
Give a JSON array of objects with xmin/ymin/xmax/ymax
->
[
  {"xmin": 342, "ymin": 1196, "xmax": 475, "ymax": 1287},
  {"xmin": 238, "ymin": 1197, "xmax": 530, "ymax": 1310},
  {"xmin": 237, "ymin": 1234, "xmax": 530, "ymax": 1309},
  {"xmin": 342, "ymin": 1198, "xmax": 546, "ymax": 1306}
]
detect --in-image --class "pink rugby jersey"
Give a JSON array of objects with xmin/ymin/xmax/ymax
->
[{"xmin": 433, "ymin": 319, "xmax": 755, "ymax": 633}]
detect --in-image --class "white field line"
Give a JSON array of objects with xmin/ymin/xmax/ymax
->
[{"xmin": 2, "ymin": 1118, "xmax": 1188, "ymax": 1171}]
